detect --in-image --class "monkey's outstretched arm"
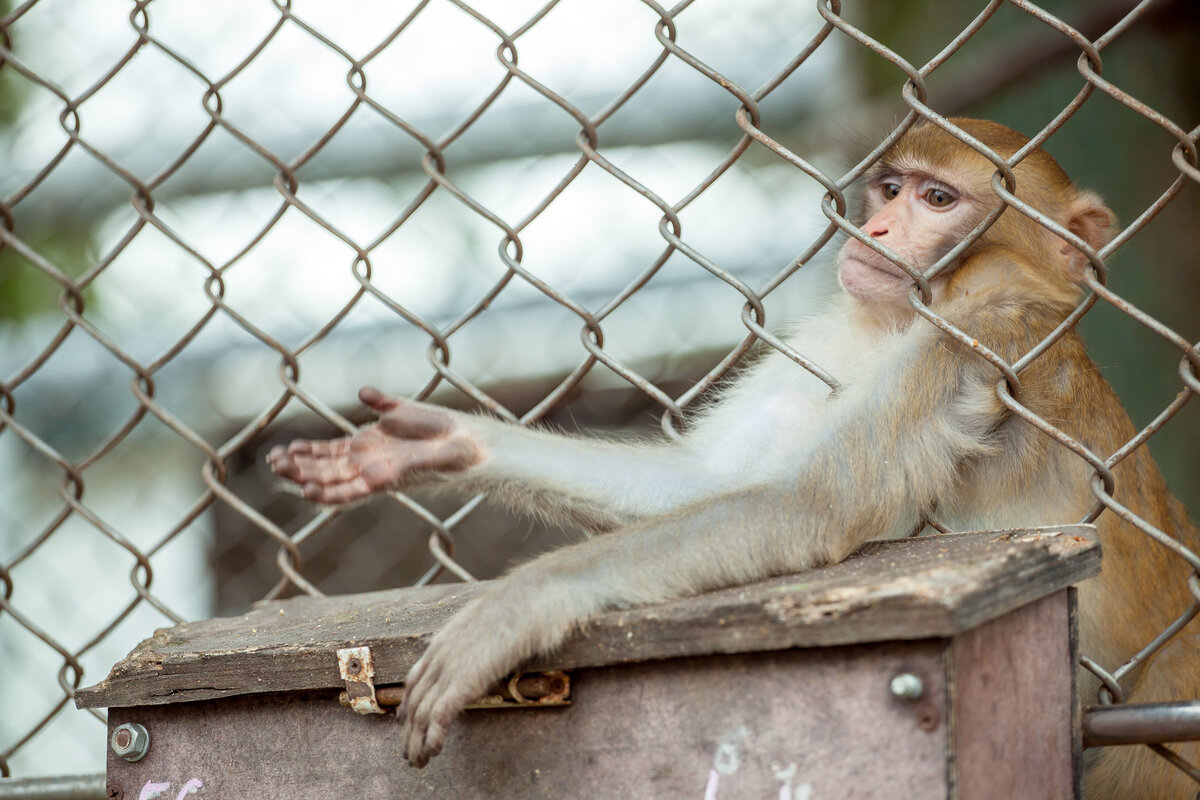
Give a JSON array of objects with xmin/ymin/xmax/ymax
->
[
  {"xmin": 398, "ymin": 328, "xmax": 999, "ymax": 766},
  {"xmin": 269, "ymin": 387, "xmax": 724, "ymax": 530}
]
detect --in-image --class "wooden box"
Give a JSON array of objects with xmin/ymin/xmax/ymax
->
[{"xmin": 78, "ymin": 527, "xmax": 1098, "ymax": 800}]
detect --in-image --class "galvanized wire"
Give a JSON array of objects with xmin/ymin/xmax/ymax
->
[{"xmin": 0, "ymin": 0, "xmax": 1196, "ymax": 785}]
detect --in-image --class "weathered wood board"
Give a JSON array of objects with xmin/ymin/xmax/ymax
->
[
  {"xmin": 105, "ymin": 643, "xmax": 954, "ymax": 800},
  {"xmin": 78, "ymin": 526, "xmax": 1098, "ymax": 710},
  {"xmin": 99, "ymin": 591, "xmax": 1079, "ymax": 800}
]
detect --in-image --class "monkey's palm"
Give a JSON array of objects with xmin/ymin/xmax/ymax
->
[{"xmin": 268, "ymin": 388, "xmax": 479, "ymax": 505}]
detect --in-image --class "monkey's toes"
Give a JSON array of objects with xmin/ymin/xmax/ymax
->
[{"xmin": 403, "ymin": 716, "xmax": 431, "ymax": 768}]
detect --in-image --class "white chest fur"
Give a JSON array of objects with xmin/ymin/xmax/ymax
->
[{"xmin": 685, "ymin": 301, "xmax": 895, "ymax": 485}]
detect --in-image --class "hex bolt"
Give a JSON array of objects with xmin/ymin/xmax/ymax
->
[
  {"xmin": 890, "ymin": 673, "xmax": 924, "ymax": 701},
  {"xmin": 111, "ymin": 722, "xmax": 150, "ymax": 762}
]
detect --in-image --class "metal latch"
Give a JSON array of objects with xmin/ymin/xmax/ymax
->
[
  {"xmin": 468, "ymin": 671, "xmax": 571, "ymax": 709},
  {"xmin": 337, "ymin": 646, "xmax": 383, "ymax": 715},
  {"xmin": 337, "ymin": 670, "xmax": 571, "ymax": 712}
]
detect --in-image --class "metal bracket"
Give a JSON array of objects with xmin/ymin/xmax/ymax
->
[
  {"xmin": 337, "ymin": 646, "xmax": 383, "ymax": 715},
  {"xmin": 337, "ymin": 670, "xmax": 571, "ymax": 712}
]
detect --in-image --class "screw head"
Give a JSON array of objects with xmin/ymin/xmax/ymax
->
[
  {"xmin": 917, "ymin": 706, "xmax": 940, "ymax": 731},
  {"xmin": 111, "ymin": 722, "xmax": 150, "ymax": 762},
  {"xmin": 890, "ymin": 673, "xmax": 924, "ymax": 701}
]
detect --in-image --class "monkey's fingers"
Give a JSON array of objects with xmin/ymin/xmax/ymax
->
[
  {"xmin": 400, "ymin": 619, "xmax": 501, "ymax": 767},
  {"xmin": 267, "ymin": 439, "xmax": 353, "ymax": 483},
  {"xmin": 286, "ymin": 437, "xmax": 353, "ymax": 459},
  {"xmin": 399, "ymin": 646, "xmax": 449, "ymax": 766},
  {"xmin": 416, "ymin": 706, "xmax": 453, "ymax": 764},
  {"xmin": 397, "ymin": 652, "xmax": 431, "ymax": 729},
  {"xmin": 266, "ymin": 445, "xmax": 308, "ymax": 482},
  {"xmin": 401, "ymin": 681, "xmax": 456, "ymax": 767},
  {"xmin": 399, "ymin": 674, "xmax": 430, "ymax": 766},
  {"xmin": 299, "ymin": 475, "xmax": 375, "ymax": 505},
  {"xmin": 266, "ymin": 444, "xmax": 288, "ymax": 468},
  {"xmin": 268, "ymin": 447, "xmax": 358, "ymax": 486},
  {"xmin": 405, "ymin": 718, "xmax": 431, "ymax": 768},
  {"xmin": 295, "ymin": 447, "xmax": 419, "ymax": 502},
  {"xmin": 358, "ymin": 386, "xmax": 402, "ymax": 414}
]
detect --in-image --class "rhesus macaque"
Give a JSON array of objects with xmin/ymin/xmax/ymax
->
[{"xmin": 270, "ymin": 118, "xmax": 1200, "ymax": 798}]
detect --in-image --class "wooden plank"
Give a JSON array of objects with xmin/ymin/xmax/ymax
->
[
  {"xmin": 106, "ymin": 643, "xmax": 950, "ymax": 800},
  {"xmin": 949, "ymin": 590, "xmax": 1077, "ymax": 799},
  {"xmin": 76, "ymin": 526, "xmax": 1098, "ymax": 709}
]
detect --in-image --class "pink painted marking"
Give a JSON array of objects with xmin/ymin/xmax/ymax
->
[
  {"xmin": 176, "ymin": 779, "xmax": 204, "ymax": 797},
  {"xmin": 704, "ymin": 768, "xmax": 720, "ymax": 800},
  {"xmin": 137, "ymin": 783, "xmax": 170, "ymax": 800}
]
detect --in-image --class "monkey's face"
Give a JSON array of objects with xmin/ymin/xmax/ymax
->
[{"xmin": 838, "ymin": 168, "xmax": 979, "ymax": 305}]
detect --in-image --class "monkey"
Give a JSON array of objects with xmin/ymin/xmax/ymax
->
[{"xmin": 269, "ymin": 118, "xmax": 1200, "ymax": 798}]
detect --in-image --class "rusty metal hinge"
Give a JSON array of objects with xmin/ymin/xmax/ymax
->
[
  {"xmin": 337, "ymin": 646, "xmax": 384, "ymax": 715},
  {"xmin": 337, "ymin": 670, "xmax": 571, "ymax": 712}
]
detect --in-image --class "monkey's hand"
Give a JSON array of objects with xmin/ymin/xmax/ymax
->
[
  {"xmin": 267, "ymin": 387, "xmax": 481, "ymax": 505},
  {"xmin": 398, "ymin": 577, "xmax": 557, "ymax": 768}
]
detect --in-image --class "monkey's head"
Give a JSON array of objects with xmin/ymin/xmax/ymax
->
[{"xmin": 838, "ymin": 117, "xmax": 1116, "ymax": 311}]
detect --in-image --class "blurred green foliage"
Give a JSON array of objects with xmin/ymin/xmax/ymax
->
[
  {"xmin": 0, "ymin": 0, "xmax": 96, "ymax": 322},
  {"xmin": 0, "ymin": 0, "xmax": 18, "ymax": 127}
]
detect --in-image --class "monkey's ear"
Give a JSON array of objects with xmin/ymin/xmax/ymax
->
[{"xmin": 1059, "ymin": 192, "xmax": 1117, "ymax": 281}]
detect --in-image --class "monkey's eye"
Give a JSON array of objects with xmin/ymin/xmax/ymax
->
[
  {"xmin": 924, "ymin": 188, "xmax": 957, "ymax": 208},
  {"xmin": 880, "ymin": 183, "xmax": 902, "ymax": 201}
]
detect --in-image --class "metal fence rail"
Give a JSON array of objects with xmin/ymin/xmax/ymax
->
[{"xmin": 0, "ymin": 0, "xmax": 1197, "ymax": 785}]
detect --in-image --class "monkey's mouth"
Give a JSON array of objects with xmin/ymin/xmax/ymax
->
[
  {"xmin": 843, "ymin": 254, "xmax": 912, "ymax": 284},
  {"xmin": 841, "ymin": 240, "xmax": 914, "ymax": 280},
  {"xmin": 838, "ymin": 247, "xmax": 925, "ymax": 301}
]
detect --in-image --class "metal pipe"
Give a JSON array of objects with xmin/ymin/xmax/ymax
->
[
  {"xmin": 1084, "ymin": 702, "xmax": 1200, "ymax": 747},
  {"xmin": 0, "ymin": 774, "xmax": 106, "ymax": 800}
]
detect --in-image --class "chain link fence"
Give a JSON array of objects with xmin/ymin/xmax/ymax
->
[{"xmin": 1, "ymin": 0, "xmax": 1197, "ymax": 786}]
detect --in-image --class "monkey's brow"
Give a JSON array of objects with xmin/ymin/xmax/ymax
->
[
  {"xmin": 865, "ymin": 159, "xmax": 901, "ymax": 178},
  {"xmin": 863, "ymin": 160, "xmax": 936, "ymax": 185},
  {"xmin": 868, "ymin": 155, "xmax": 942, "ymax": 180}
]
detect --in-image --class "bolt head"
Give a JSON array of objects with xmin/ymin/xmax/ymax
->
[
  {"xmin": 890, "ymin": 673, "xmax": 924, "ymax": 701},
  {"xmin": 111, "ymin": 722, "xmax": 150, "ymax": 762}
]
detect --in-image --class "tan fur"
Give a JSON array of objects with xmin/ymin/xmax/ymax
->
[{"xmin": 905, "ymin": 119, "xmax": 1200, "ymax": 799}]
